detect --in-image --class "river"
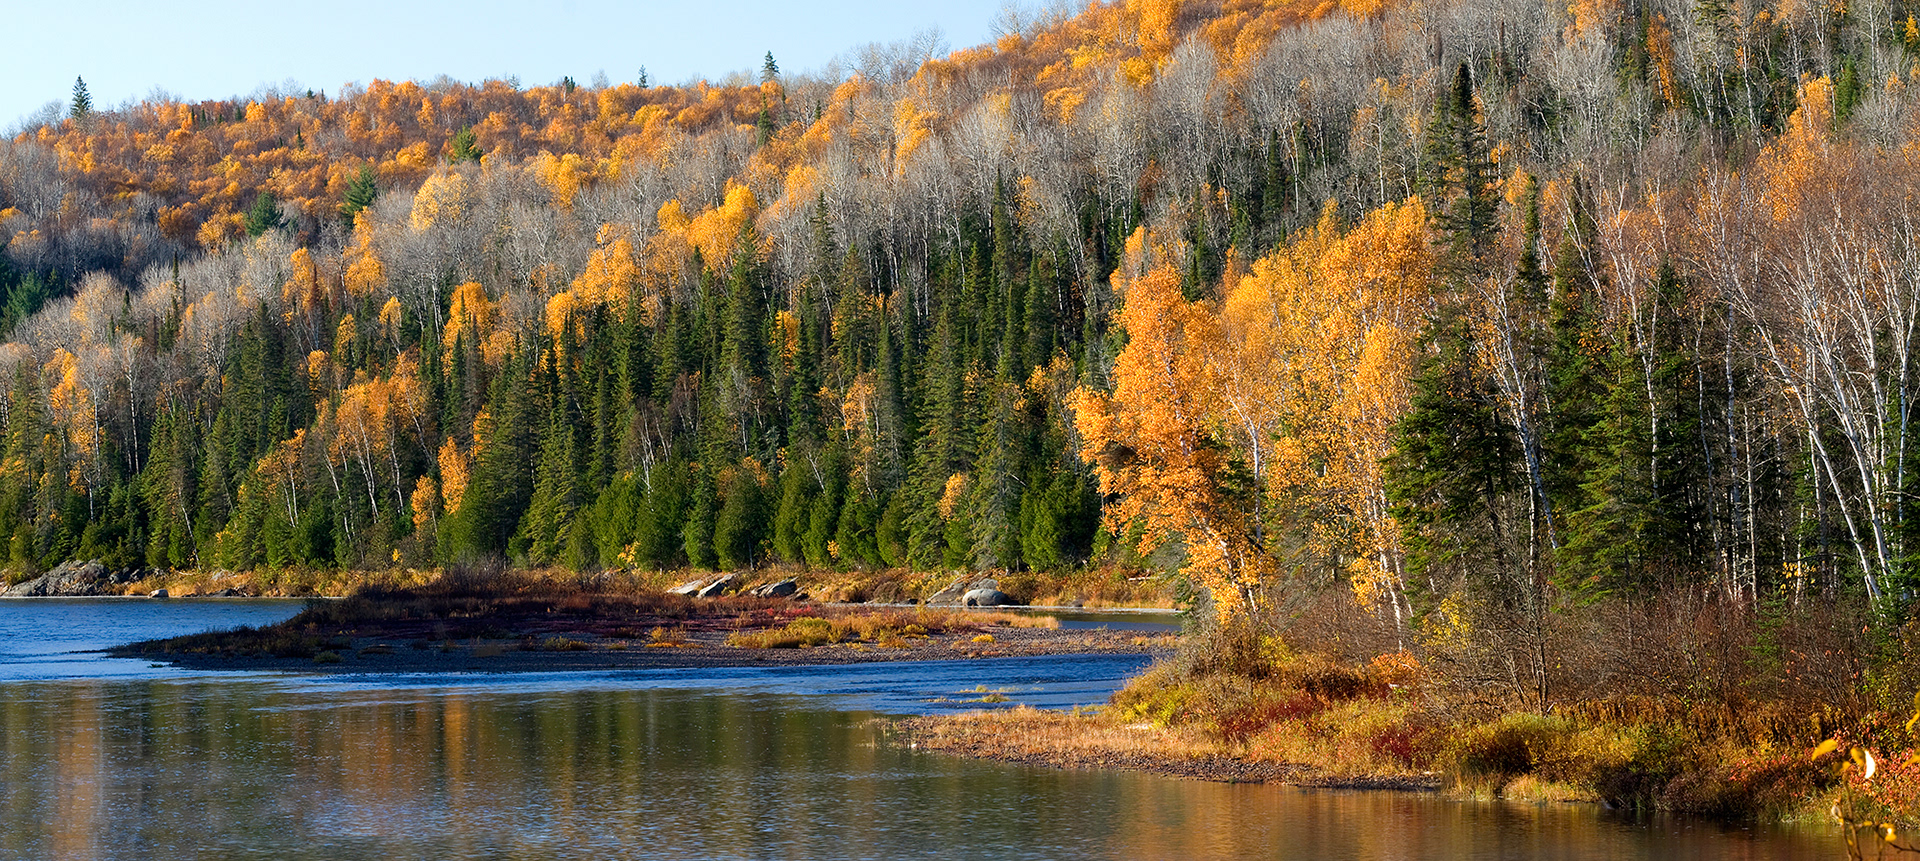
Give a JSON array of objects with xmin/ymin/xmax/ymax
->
[{"xmin": 0, "ymin": 598, "xmax": 1837, "ymax": 859}]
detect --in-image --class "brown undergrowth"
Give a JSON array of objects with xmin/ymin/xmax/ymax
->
[
  {"xmin": 908, "ymin": 585, "xmax": 1902, "ymax": 825},
  {"xmin": 103, "ymin": 561, "xmax": 1176, "ymax": 608}
]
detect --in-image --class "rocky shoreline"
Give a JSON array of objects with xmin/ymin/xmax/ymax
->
[
  {"xmin": 108, "ymin": 570, "xmax": 1177, "ymax": 674},
  {"xmin": 120, "ymin": 624, "xmax": 1170, "ymax": 674}
]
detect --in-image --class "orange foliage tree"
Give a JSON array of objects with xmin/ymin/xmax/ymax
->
[{"xmin": 1074, "ymin": 202, "xmax": 1432, "ymax": 625}]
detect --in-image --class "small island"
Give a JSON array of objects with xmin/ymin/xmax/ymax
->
[{"xmin": 113, "ymin": 568, "xmax": 1172, "ymax": 674}]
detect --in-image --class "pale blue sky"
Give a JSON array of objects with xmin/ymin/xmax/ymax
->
[{"xmin": 3, "ymin": 0, "xmax": 1015, "ymax": 130}]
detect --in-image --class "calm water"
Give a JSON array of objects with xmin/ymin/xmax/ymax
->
[{"xmin": 0, "ymin": 599, "xmax": 1838, "ymax": 860}]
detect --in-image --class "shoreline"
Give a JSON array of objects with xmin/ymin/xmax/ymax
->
[
  {"xmin": 119, "ymin": 625, "xmax": 1170, "ymax": 674},
  {"xmin": 892, "ymin": 706, "xmax": 1446, "ymax": 792},
  {"xmin": 110, "ymin": 586, "xmax": 1179, "ymax": 674}
]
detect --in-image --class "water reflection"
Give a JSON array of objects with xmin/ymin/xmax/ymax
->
[
  {"xmin": 0, "ymin": 602, "xmax": 1840, "ymax": 860},
  {"xmin": 0, "ymin": 677, "xmax": 1834, "ymax": 860}
]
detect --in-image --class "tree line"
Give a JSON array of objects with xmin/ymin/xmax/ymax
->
[{"xmin": 0, "ymin": 0, "xmax": 1914, "ymax": 645}]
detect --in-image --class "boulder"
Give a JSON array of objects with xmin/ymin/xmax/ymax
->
[
  {"xmin": 3, "ymin": 560, "xmax": 111, "ymax": 597},
  {"xmin": 667, "ymin": 579, "xmax": 708, "ymax": 596},
  {"xmin": 926, "ymin": 579, "xmax": 969, "ymax": 605},
  {"xmin": 749, "ymin": 579, "xmax": 798, "ymax": 598},
  {"xmin": 930, "ymin": 577, "xmax": 1006, "ymax": 606},
  {"xmin": 148, "ymin": 588, "xmax": 169, "ymax": 599},
  {"xmin": 962, "ymin": 588, "xmax": 1018, "ymax": 607},
  {"xmin": 696, "ymin": 572, "xmax": 741, "ymax": 598}
]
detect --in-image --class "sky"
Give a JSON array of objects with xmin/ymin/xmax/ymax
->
[{"xmin": 1, "ymin": 0, "xmax": 1016, "ymax": 131}]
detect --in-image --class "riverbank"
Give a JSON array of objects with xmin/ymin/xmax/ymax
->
[
  {"xmin": 895, "ymin": 706, "xmax": 1442, "ymax": 789},
  {"xmin": 13, "ymin": 560, "xmax": 1175, "ymax": 608},
  {"xmin": 114, "ymin": 573, "xmax": 1175, "ymax": 673},
  {"xmin": 893, "ymin": 621, "xmax": 1886, "ymax": 826}
]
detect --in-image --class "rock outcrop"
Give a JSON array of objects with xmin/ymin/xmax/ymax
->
[
  {"xmin": 929, "ymin": 577, "xmax": 1020, "ymax": 607},
  {"xmin": 749, "ymin": 579, "xmax": 798, "ymax": 598},
  {"xmin": 696, "ymin": 573, "xmax": 741, "ymax": 598},
  {"xmin": 3, "ymin": 561, "xmax": 113, "ymax": 597}
]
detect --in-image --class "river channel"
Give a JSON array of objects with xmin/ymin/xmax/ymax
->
[{"xmin": 0, "ymin": 598, "xmax": 1837, "ymax": 859}]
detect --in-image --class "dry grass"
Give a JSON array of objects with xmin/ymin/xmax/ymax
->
[
  {"xmin": 723, "ymin": 607, "xmax": 1053, "ymax": 649},
  {"xmin": 99, "ymin": 559, "xmax": 1177, "ymax": 610},
  {"xmin": 910, "ymin": 705, "xmax": 1223, "ymax": 761},
  {"xmin": 751, "ymin": 564, "xmax": 1173, "ymax": 608}
]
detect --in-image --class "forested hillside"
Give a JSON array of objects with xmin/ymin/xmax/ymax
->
[{"xmin": 2, "ymin": 0, "xmax": 1916, "ymax": 644}]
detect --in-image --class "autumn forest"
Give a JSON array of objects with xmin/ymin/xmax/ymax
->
[{"xmin": 5, "ymin": 0, "xmax": 1920, "ymax": 691}]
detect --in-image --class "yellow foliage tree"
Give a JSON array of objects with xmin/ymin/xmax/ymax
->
[
  {"xmin": 442, "ymin": 281, "xmax": 495, "ymax": 359},
  {"xmin": 1216, "ymin": 200, "xmax": 1431, "ymax": 620},
  {"xmin": 1070, "ymin": 228, "xmax": 1270, "ymax": 622},
  {"xmin": 410, "ymin": 169, "xmax": 470, "ymax": 231},
  {"xmin": 1073, "ymin": 203, "xmax": 1432, "ymax": 625}
]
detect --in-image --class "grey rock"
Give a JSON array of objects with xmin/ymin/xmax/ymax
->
[
  {"xmin": 2, "ymin": 575, "xmax": 50, "ymax": 597},
  {"xmin": 667, "ymin": 579, "xmax": 708, "ymax": 596},
  {"xmin": 962, "ymin": 588, "xmax": 1017, "ymax": 607},
  {"xmin": 148, "ymin": 588, "xmax": 169, "ymax": 599},
  {"xmin": 696, "ymin": 573, "xmax": 741, "ymax": 598},
  {"xmin": 4, "ymin": 560, "xmax": 111, "ymax": 597},
  {"xmin": 926, "ymin": 578, "xmax": 970, "ymax": 605},
  {"xmin": 749, "ymin": 579, "xmax": 798, "ymax": 598}
]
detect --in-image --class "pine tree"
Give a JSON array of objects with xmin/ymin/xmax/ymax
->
[
  {"xmin": 772, "ymin": 465, "xmax": 816, "ymax": 563},
  {"xmin": 1387, "ymin": 61, "xmax": 1518, "ymax": 598},
  {"xmin": 713, "ymin": 465, "xmax": 767, "ymax": 570},
  {"xmin": 448, "ymin": 126, "xmax": 482, "ymax": 163},
  {"xmin": 682, "ymin": 470, "xmax": 718, "ymax": 570},
  {"xmin": 245, "ymin": 191, "xmax": 283, "ymax": 237},
  {"xmin": 70, "ymin": 77, "xmax": 92, "ymax": 120},
  {"xmin": 520, "ymin": 400, "xmax": 583, "ymax": 565},
  {"xmin": 340, "ymin": 165, "xmax": 378, "ymax": 226}
]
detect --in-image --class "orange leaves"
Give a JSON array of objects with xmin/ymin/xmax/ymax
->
[
  {"xmin": 893, "ymin": 98, "xmax": 938, "ymax": 176},
  {"xmin": 342, "ymin": 217, "xmax": 386, "ymax": 298},
  {"xmin": 442, "ymin": 282, "xmax": 496, "ymax": 360},
  {"xmin": 437, "ymin": 438, "xmax": 472, "ymax": 516},
  {"xmin": 531, "ymin": 150, "xmax": 599, "ymax": 210},
  {"xmin": 1760, "ymin": 76, "xmax": 1836, "ymax": 223},
  {"xmin": 1072, "ymin": 227, "xmax": 1256, "ymax": 619},
  {"xmin": 1120, "ymin": 0, "xmax": 1183, "ymax": 84},
  {"xmin": 653, "ymin": 181, "xmax": 760, "ymax": 272},
  {"xmin": 43, "ymin": 349, "xmax": 98, "ymax": 470},
  {"xmin": 282, "ymin": 247, "xmax": 326, "ymax": 323},
  {"xmin": 1221, "ymin": 200, "xmax": 1431, "ymax": 605},
  {"xmin": 1078, "ymin": 205, "xmax": 1433, "ymax": 619},
  {"xmin": 571, "ymin": 229, "xmax": 641, "ymax": 311},
  {"xmin": 410, "ymin": 475, "xmax": 440, "ymax": 532},
  {"xmin": 544, "ymin": 291, "xmax": 577, "ymax": 341}
]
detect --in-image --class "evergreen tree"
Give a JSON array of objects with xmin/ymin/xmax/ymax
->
[
  {"xmin": 340, "ymin": 165, "xmax": 378, "ymax": 225},
  {"xmin": 70, "ymin": 77, "xmax": 91, "ymax": 120},
  {"xmin": 772, "ymin": 465, "xmax": 816, "ymax": 564},
  {"xmin": 682, "ymin": 470, "xmax": 718, "ymax": 569},
  {"xmin": 448, "ymin": 126, "xmax": 482, "ymax": 163},
  {"xmin": 520, "ymin": 400, "xmax": 583, "ymax": 565},
  {"xmin": 245, "ymin": 191, "xmax": 283, "ymax": 237}
]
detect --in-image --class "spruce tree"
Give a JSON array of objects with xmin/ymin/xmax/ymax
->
[
  {"xmin": 70, "ymin": 77, "xmax": 92, "ymax": 120},
  {"xmin": 245, "ymin": 191, "xmax": 283, "ymax": 237},
  {"xmin": 340, "ymin": 165, "xmax": 378, "ymax": 226}
]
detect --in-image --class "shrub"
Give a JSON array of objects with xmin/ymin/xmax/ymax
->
[{"xmin": 1447, "ymin": 713, "xmax": 1573, "ymax": 792}]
